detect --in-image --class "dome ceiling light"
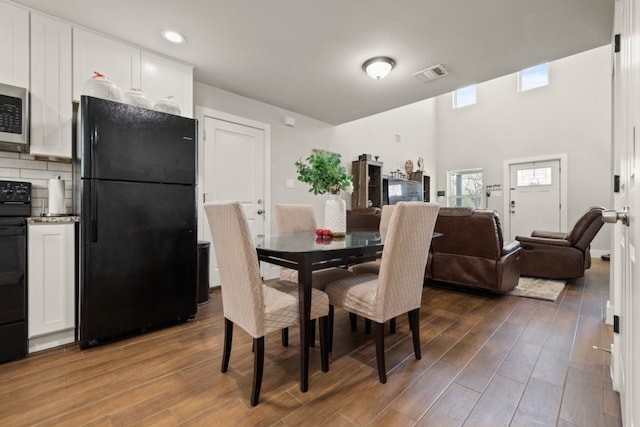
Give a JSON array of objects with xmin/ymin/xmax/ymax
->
[{"xmin": 362, "ymin": 57, "xmax": 396, "ymax": 80}]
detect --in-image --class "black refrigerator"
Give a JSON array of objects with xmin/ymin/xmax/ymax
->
[{"xmin": 76, "ymin": 96, "xmax": 197, "ymax": 348}]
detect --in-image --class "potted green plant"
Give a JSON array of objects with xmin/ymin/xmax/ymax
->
[
  {"xmin": 295, "ymin": 149, "xmax": 353, "ymax": 195},
  {"xmin": 295, "ymin": 150, "xmax": 352, "ymax": 236}
]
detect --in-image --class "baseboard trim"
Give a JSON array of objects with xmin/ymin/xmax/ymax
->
[{"xmin": 590, "ymin": 249, "xmax": 609, "ymax": 259}]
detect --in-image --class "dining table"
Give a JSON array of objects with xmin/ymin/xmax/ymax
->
[{"xmin": 255, "ymin": 230, "xmax": 384, "ymax": 392}]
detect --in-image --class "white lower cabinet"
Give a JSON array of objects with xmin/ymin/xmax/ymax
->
[{"xmin": 28, "ymin": 222, "xmax": 75, "ymax": 352}]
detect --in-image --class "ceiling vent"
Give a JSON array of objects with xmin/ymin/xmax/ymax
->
[{"xmin": 412, "ymin": 64, "xmax": 449, "ymax": 83}]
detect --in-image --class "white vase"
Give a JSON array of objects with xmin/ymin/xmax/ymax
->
[{"xmin": 324, "ymin": 192, "xmax": 346, "ymax": 236}]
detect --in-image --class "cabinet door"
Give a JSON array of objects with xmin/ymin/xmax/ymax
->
[
  {"xmin": 30, "ymin": 13, "xmax": 73, "ymax": 159},
  {"xmin": 141, "ymin": 51, "xmax": 193, "ymax": 117},
  {"xmin": 0, "ymin": 3, "xmax": 29, "ymax": 87},
  {"xmin": 351, "ymin": 160, "xmax": 383, "ymax": 208},
  {"xmin": 28, "ymin": 223, "xmax": 75, "ymax": 338},
  {"xmin": 73, "ymin": 28, "xmax": 141, "ymax": 101}
]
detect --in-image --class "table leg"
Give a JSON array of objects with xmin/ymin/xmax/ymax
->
[{"xmin": 298, "ymin": 263, "xmax": 313, "ymax": 392}]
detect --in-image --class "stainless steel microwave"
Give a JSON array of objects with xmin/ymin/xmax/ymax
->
[{"xmin": 0, "ymin": 82, "xmax": 29, "ymax": 153}]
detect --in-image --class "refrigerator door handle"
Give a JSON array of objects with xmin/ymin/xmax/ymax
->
[
  {"xmin": 90, "ymin": 183, "xmax": 98, "ymax": 243},
  {"xmin": 91, "ymin": 127, "xmax": 98, "ymax": 176}
]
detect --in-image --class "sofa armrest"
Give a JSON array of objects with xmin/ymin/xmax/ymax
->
[
  {"xmin": 502, "ymin": 240, "xmax": 521, "ymax": 255},
  {"xmin": 530, "ymin": 230, "xmax": 567, "ymax": 239},
  {"xmin": 516, "ymin": 235, "xmax": 572, "ymax": 247}
]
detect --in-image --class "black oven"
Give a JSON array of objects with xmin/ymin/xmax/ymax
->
[{"xmin": 0, "ymin": 180, "xmax": 31, "ymax": 363}]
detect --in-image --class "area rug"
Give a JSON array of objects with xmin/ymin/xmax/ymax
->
[{"xmin": 507, "ymin": 277, "xmax": 566, "ymax": 302}]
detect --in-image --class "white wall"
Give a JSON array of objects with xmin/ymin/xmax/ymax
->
[
  {"xmin": 333, "ymin": 98, "xmax": 438, "ymax": 202},
  {"xmin": 194, "ymin": 82, "xmax": 438, "ymax": 230},
  {"xmin": 195, "ymin": 46, "xmax": 611, "ymax": 251},
  {"xmin": 435, "ymin": 46, "xmax": 612, "ymax": 252},
  {"xmin": 194, "ymin": 82, "xmax": 336, "ymax": 230}
]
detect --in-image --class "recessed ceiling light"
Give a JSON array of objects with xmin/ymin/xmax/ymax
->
[{"xmin": 162, "ymin": 30, "xmax": 185, "ymax": 44}]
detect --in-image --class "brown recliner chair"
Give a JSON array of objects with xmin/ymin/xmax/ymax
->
[
  {"xmin": 425, "ymin": 207, "xmax": 521, "ymax": 293},
  {"xmin": 515, "ymin": 206, "xmax": 605, "ymax": 279},
  {"xmin": 346, "ymin": 207, "xmax": 381, "ymax": 231}
]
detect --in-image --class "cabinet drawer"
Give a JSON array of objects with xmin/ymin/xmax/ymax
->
[
  {"xmin": 0, "ymin": 321, "xmax": 27, "ymax": 362},
  {"xmin": 0, "ymin": 276, "xmax": 25, "ymax": 324}
]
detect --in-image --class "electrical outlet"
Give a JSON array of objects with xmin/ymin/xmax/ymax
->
[{"xmin": 286, "ymin": 179, "xmax": 294, "ymax": 189}]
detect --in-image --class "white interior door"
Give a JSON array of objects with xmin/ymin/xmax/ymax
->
[
  {"xmin": 611, "ymin": 77, "xmax": 637, "ymax": 427},
  {"xmin": 611, "ymin": 1, "xmax": 639, "ymax": 422},
  {"xmin": 508, "ymin": 159, "xmax": 561, "ymax": 240},
  {"xmin": 628, "ymin": 133, "xmax": 640, "ymax": 427},
  {"xmin": 199, "ymin": 113, "xmax": 270, "ymax": 287}
]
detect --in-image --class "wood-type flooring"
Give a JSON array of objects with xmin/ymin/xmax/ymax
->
[{"xmin": 0, "ymin": 259, "xmax": 621, "ymax": 426}]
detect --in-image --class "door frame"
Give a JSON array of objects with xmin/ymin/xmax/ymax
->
[
  {"xmin": 195, "ymin": 106, "xmax": 272, "ymax": 278},
  {"xmin": 503, "ymin": 153, "xmax": 568, "ymax": 239}
]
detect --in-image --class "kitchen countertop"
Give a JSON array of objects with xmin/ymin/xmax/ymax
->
[{"xmin": 27, "ymin": 216, "xmax": 80, "ymax": 224}]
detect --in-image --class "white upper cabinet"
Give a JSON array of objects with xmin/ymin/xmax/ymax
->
[
  {"xmin": 72, "ymin": 27, "xmax": 141, "ymax": 101},
  {"xmin": 0, "ymin": 3, "xmax": 29, "ymax": 87},
  {"xmin": 30, "ymin": 13, "xmax": 73, "ymax": 159},
  {"xmin": 141, "ymin": 52, "xmax": 193, "ymax": 118},
  {"xmin": 72, "ymin": 28, "xmax": 194, "ymax": 118}
]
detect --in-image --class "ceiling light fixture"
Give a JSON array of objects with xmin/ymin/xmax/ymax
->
[
  {"xmin": 362, "ymin": 57, "xmax": 396, "ymax": 80},
  {"xmin": 162, "ymin": 30, "xmax": 186, "ymax": 44}
]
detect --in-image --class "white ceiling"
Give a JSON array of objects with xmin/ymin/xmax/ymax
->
[{"xmin": 13, "ymin": 0, "xmax": 614, "ymax": 125}]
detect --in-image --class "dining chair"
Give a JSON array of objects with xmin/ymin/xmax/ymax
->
[
  {"xmin": 204, "ymin": 201, "xmax": 330, "ymax": 406},
  {"xmin": 348, "ymin": 204, "xmax": 395, "ymax": 334},
  {"xmin": 324, "ymin": 202, "xmax": 440, "ymax": 383},
  {"xmin": 275, "ymin": 204, "xmax": 354, "ymax": 287},
  {"xmin": 275, "ymin": 204, "xmax": 355, "ymax": 345},
  {"xmin": 349, "ymin": 204, "xmax": 395, "ymax": 275}
]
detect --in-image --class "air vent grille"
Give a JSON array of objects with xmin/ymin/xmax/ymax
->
[{"xmin": 413, "ymin": 64, "xmax": 449, "ymax": 83}]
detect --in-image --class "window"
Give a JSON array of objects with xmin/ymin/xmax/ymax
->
[
  {"xmin": 453, "ymin": 85, "xmax": 477, "ymax": 108},
  {"xmin": 447, "ymin": 168, "xmax": 484, "ymax": 208},
  {"xmin": 517, "ymin": 167, "xmax": 552, "ymax": 186},
  {"xmin": 519, "ymin": 63, "xmax": 549, "ymax": 91}
]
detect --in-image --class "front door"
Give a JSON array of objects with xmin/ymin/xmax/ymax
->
[
  {"xmin": 508, "ymin": 159, "xmax": 561, "ymax": 240},
  {"xmin": 198, "ymin": 111, "xmax": 270, "ymax": 286}
]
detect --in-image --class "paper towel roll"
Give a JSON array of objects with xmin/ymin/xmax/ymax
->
[{"xmin": 48, "ymin": 176, "xmax": 66, "ymax": 215}]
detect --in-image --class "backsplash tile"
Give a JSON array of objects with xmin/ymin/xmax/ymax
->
[{"xmin": 0, "ymin": 151, "xmax": 73, "ymax": 217}]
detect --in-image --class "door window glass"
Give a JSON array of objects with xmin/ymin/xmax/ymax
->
[{"xmin": 517, "ymin": 167, "xmax": 552, "ymax": 186}]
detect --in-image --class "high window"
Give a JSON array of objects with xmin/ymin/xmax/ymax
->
[
  {"xmin": 453, "ymin": 85, "xmax": 477, "ymax": 108},
  {"xmin": 447, "ymin": 168, "xmax": 484, "ymax": 208},
  {"xmin": 519, "ymin": 63, "xmax": 549, "ymax": 91}
]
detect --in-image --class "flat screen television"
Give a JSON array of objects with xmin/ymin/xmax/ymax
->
[{"xmin": 383, "ymin": 178, "xmax": 423, "ymax": 204}]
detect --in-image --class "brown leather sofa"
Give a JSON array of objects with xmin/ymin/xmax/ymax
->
[
  {"xmin": 346, "ymin": 207, "xmax": 381, "ymax": 231},
  {"xmin": 515, "ymin": 206, "xmax": 605, "ymax": 279},
  {"xmin": 425, "ymin": 207, "xmax": 521, "ymax": 293}
]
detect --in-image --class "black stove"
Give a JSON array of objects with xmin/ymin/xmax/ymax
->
[
  {"xmin": 0, "ymin": 180, "xmax": 31, "ymax": 215},
  {"xmin": 0, "ymin": 180, "xmax": 31, "ymax": 363}
]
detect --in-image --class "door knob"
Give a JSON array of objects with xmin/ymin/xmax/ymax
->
[
  {"xmin": 257, "ymin": 209, "xmax": 265, "ymax": 215},
  {"xmin": 602, "ymin": 209, "xmax": 630, "ymax": 226}
]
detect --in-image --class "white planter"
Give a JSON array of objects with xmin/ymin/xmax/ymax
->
[{"xmin": 324, "ymin": 193, "xmax": 346, "ymax": 236}]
